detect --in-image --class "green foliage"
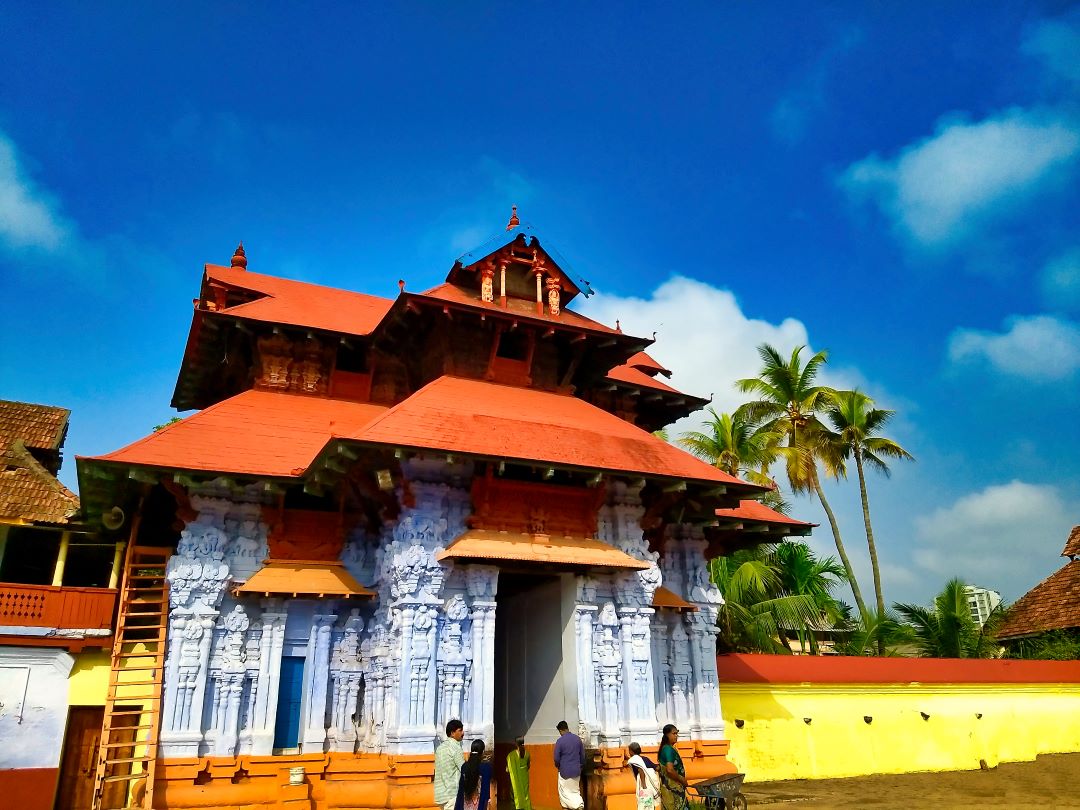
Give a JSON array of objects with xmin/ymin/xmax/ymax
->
[
  {"xmin": 832, "ymin": 605, "xmax": 914, "ymax": 656},
  {"xmin": 153, "ymin": 416, "xmax": 183, "ymax": 432},
  {"xmin": 893, "ymin": 578, "xmax": 1003, "ymax": 658},
  {"xmin": 710, "ymin": 542, "xmax": 847, "ymax": 654},
  {"xmin": 1001, "ymin": 629, "xmax": 1080, "ymax": 661}
]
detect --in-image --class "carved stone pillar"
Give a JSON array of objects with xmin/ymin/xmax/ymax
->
[
  {"xmin": 574, "ymin": 577, "xmax": 599, "ymax": 745},
  {"xmin": 464, "ymin": 566, "xmax": 498, "ymax": 745},
  {"xmin": 250, "ymin": 603, "xmax": 285, "ymax": 754},
  {"xmin": 301, "ymin": 613, "xmax": 337, "ymax": 751}
]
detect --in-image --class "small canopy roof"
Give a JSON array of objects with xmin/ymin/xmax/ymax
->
[
  {"xmin": 652, "ymin": 586, "xmax": 698, "ymax": 611},
  {"xmin": 233, "ymin": 561, "xmax": 376, "ymax": 598},
  {"xmin": 715, "ymin": 499, "xmax": 815, "ymax": 528},
  {"xmin": 435, "ymin": 529, "xmax": 649, "ymax": 571}
]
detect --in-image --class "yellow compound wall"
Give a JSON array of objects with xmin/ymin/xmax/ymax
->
[{"xmin": 716, "ymin": 654, "xmax": 1080, "ymax": 782}]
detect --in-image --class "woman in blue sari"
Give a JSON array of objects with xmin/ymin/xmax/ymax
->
[{"xmin": 456, "ymin": 738, "xmax": 494, "ymax": 810}]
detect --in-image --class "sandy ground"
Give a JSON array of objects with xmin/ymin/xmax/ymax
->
[{"xmin": 738, "ymin": 752, "xmax": 1080, "ymax": 808}]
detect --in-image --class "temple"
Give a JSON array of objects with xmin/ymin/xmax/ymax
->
[{"xmin": 75, "ymin": 214, "xmax": 810, "ymax": 809}]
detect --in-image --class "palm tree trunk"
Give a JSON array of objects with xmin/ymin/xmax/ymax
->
[
  {"xmin": 854, "ymin": 447, "xmax": 886, "ymax": 622},
  {"xmin": 812, "ymin": 474, "xmax": 869, "ymax": 621}
]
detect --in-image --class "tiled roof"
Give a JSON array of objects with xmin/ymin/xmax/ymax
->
[
  {"xmin": 626, "ymin": 352, "xmax": 671, "ymax": 377},
  {"xmin": 715, "ymin": 499, "xmax": 815, "ymax": 528},
  {"xmin": 1062, "ymin": 525, "xmax": 1080, "ymax": 558},
  {"xmin": 346, "ymin": 375, "xmax": 752, "ymax": 487},
  {"xmin": 652, "ymin": 586, "xmax": 698, "ymax": 611},
  {"xmin": 86, "ymin": 390, "xmax": 387, "ymax": 478},
  {"xmin": 0, "ymin": 400, "xmax": 77, "ymax": 524},
  {"xmin": 605, "ymin": 363, "xmax": 686, "ymax": 395},
  {"xmin": 0, "ymin": 400, "xmax": 69, "ymax": 453},
  {"xmin": 205, "ymin": 264, "xmax": 394, "ymax": 336},
  {"xmin": 0, "ymin": 442, "xmax": 80, "ymax": 524},
  {"xmin": 996, "ymin": 560, "xmax": 1080, "ymax": 639},
  {"xmin": 416, "ymin": 283, "xmax": 622, "ymax": 335}
]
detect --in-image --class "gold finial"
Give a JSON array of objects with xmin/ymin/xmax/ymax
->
[
  {"xmin": 231, "ymin": 242, "xmax": 247, "ymax": 269},
  {"xmin": 506, "ymin": 204, "xmax": 520, "ymax": 231}
]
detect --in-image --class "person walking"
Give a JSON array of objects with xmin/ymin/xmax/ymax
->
[
  {"xmin": 435, "ymin": 719, "xmax": 465, "ymax": 810},
  {"xmin": 553, "ymin": 720, "xmax": 585, "ymax": 810},
  {"xmin": 506, "ymin": 735, "xmax": 533, "ymax": 810},
  {"xmin": 627, "ymin": 741, "xmax": 660, "ymax": 810},
  {"xmin": 657, "ymin": 724, "xmax": 690, "ymax": 810},
  {"xmin": 455, "ymin": 738, "xmax": 494, "ymax": 810}
]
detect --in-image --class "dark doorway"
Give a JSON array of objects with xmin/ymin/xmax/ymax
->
[
  {"xmin": 273, "ymin": 656, "xmax": 305, "ymax": 750},
  {"xmin": 56, "ymin": 706, "xmax": 139, "ymax": 810}
]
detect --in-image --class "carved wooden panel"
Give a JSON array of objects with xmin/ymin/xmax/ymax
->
[
  {"xmin": 468, "ymin": 475, "xmax": 605, "ymax": 537},
  {"xmin": 262, "ymin": 508, "xmax": 349, "ymax": 561}
]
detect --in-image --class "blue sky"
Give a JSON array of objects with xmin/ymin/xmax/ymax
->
[{"xmin": 2, "ymin": 3, "xmax": 1078, "ymax": 606}]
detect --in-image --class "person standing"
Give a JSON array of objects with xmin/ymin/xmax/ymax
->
[
  {"xmin": 657, "ymin": 724, "xmax": 690, "ymax": 810},
  {"xmin": 506, "ymin": 735, "xmax": 533, "ymax": 810},
  {"xmin": 455, "ymin": 738, "xmax": 494, "ymax": 810},
  {"xmin": 553, "ymin": 720, "xmax": 585, "ymax": 810},
  {"xmin": 627, "ymin": 741, "xmax": 660, "ymax": 810},
  {"xmin": 435, "ymin": 719, "xmax": 466, "ymax": 810}
]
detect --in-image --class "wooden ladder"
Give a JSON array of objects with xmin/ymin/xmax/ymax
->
[{"xmin": 92, "ymin": 545, "xmax": 171, "ymax": 810}]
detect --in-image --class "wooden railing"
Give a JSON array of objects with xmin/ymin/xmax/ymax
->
[{"xmin": 0, "ymin": 582, "xmax": 118, "ymax": 629}]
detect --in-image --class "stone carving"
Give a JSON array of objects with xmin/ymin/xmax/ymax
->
[
  {"xmin": 167, "ymin": 523, "xmax": 231, "ymax": 612},
  {"xmin": 546, "ymin": 277, "xmax": 561, "ymax": 316}
]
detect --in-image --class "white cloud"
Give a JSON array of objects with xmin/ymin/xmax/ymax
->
[
  {"xmin": 0, "ymin": 131, "xmax": 70, "ymax": 252},
  {"xmin": 1041, "ymin": 247, "xmax": 1080, "ymax": 312},
  {"xmin": 912, "ymin": 481, "xmax": 1074, "ymax": 599},
  {"xmin": 839, "ymin": 108, "xmax": 1080, "ymax": 250},
  {"xmin": 577, "ymin": 276, "xmax": 811, "ymax": 416},
  {"xmin": 1023, "ymin": 14, "xmax": 1080, "ymax": 85},
  {"xmin": 948, "ymin": 314, "xmax": 1080, "ymax": 381}
]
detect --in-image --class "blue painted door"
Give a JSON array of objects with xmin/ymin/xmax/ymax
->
[{"xmin": 273, "ymin": 656, "xmax": 305, "ymax": 749}]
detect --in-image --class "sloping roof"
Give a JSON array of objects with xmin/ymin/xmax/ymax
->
[
  {"xmin": 435, "ymin": 529, "xmax": 648, "ymax": 570},
  {"xmin": 0, "ymin": 441, "xmax": 80, "ymax": 524},
  {"xmin": 344, "ymin": 376, "xmax": 752, "ymax": 487},
  {"xmin": 715, "ymin": 499, "xmax": 815, "ymax": 528},
  {"xmin": 453, "ymin": 224, "xmax": 593, "ymax": 298},
  {"xmin": 0, "ymin": 400, "xmax": 69, "ymax": 453},
  {"xmin": 1062, "ymin": 525, "xmax": 1080, "ymax": 558},
  {"xmin": 234, "ymin": 561, "xmax": 376, "ymax": 598},
  {"xmin": 605, "ymin": 363, "xmax": 685, "ymax": 394},
  {"xmin": 205, "ymin": 264, "xmax": 394, "ymax": 336},
  {"xmin": 0, "ymin": 401, "xmax": 78, "ymax": 524},
  {"xmin": 415, "ymin": 283, "xmax": 620, "ymax": 335},
  {"xmin": 626, "ymin": 352, "xmax": 671, "ymax": 377},
  {"xmin": 996, "ymin": 560, "xmax": 1080, "ymax": 639},
  {"xmin": 86, "ymin": 390, "xmax": 387, "ymax": 478},
  {"xmin": 652, "ymin": 586, "xmax": 698, "ymax": 611}
]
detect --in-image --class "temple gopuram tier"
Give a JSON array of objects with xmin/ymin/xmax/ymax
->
[{"xmin": 76, "ymin": 217, "xmax": 811, "ymax": 810}]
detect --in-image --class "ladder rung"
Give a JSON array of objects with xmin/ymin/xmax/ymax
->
[
  {"xmin": 102, "ymin": 756, "xmax": 151, "ymax": 765},
  {"xmin": 110, "ymin": 678, "xmax": 163, "ymax": 686},
  {"xmin": 107, "ymin": 694, "xmax": 161, "ymax": 701},
  {"xmin": 100, "ymin": 738, "xmax": 150, "ymax": 748},
  {"xmin": 101, "ymin": 771, "xmax": 148, "ymax": 782},
  {"xmin": 105, "ymin": 710, "xmax": 149, "ymax": 717}
]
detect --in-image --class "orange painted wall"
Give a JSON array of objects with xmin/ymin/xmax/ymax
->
[{"xmin": 0, "ymin": 767, "xmax": 58, "ymax": 810}]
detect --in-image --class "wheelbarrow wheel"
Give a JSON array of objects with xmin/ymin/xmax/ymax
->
[{"xmin": 730, "ymin": 793, "xmax": 748, "ymax": 810}]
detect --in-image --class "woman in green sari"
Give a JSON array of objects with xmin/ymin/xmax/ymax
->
[
  {"xmin": 506, "ymin": 735, "xmax": 532, "ymax": 810},
  {"xmin": 657, "ymin": 724, "xmax": 690, "ymax": 810}
]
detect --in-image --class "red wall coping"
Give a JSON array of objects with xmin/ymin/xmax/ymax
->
[{"xmin": 716, "ymin": 653, "xmax": 1080, "ymax": 684}]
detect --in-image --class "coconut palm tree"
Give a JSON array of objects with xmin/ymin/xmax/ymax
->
[
  {"xmin": 710, "ymin": 542, "xmax": 847, "ymax": 654},
  {"xmin": 737, "ymin": 344, "xmax": 869, "ymax": 620},
  {"xmin": 894, "ymin": 578, "xmax": 1001, "ymax": 658},
  {"xmin": 833, "ymin": 606, "xmax": 913, "ymax": 656},
  {"xmin": 825, "ymin": 390, "xmax": 914, "ymax": 625}
]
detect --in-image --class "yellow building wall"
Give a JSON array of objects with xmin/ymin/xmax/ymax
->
[
  {"xmin": 721, "ymin": 681, "xmax": 1080, "ymax": 782},
  {"xmin": 69, "ymin": 650, "xmax": 111, "ymax": 705}
]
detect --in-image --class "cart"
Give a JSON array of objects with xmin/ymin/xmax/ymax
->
[{"xmin": 688, "ymin": 772, "xmax": 748, "ymax": 810}]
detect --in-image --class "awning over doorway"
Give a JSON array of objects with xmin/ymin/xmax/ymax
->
[
  {"xmin": 232, "ymin": 561, "xmax": 376, "ymax": 598},
  {"xmin": 652, "ymin": 586, "xmax": 698, "ymax": 611},
  {"xmin": 435, "ymin": 530, "xmax": 650, "ymax": 571}
]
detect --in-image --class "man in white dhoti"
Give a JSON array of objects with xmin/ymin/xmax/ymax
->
[{"xmin": 552, "ymin": 720, "xmax": 585, "ymax": 810}]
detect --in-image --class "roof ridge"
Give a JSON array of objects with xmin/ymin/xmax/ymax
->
[
  {"xmin": 8, "ymin": 439, "xmax": 80, "ymax": 510},
  {"xmin": 207, "ymin": 264, "xmax": 394, "ymax": 304}
]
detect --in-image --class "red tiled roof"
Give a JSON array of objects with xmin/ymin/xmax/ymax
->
[
  {"xmin": 626, "ymin": 352, "xmax": 671, "ymax": 377},
  {"xmin": 996, "ymin": 560, "xmax": 1080, "ymax": 639},
  {"xmin": 715, "ymin": 499, "xmax": 814, "ymax": 527},
  {"xmin": 346, "ymin": 376, "xmax": 750, "ymax": 486},
  {"xmin": 605, "ymin": 363, "xmax": 685, "ymax": 395},
  {"xmin": 0, "ymin": 400, "xmax": 69, "ymax": 453},
  {"xmin": 87, "ymin": 390, "xmax": 387, "ymax": 478},
  {"xmin": 0, "ymin": 442, "xmax": 79, "ymax": 524},
  {"xmin": 1062, "ymin": 525, "xmax": 1080, "ymax": 558},
  {"xmin": 416, "ymin": 283, "xmax": 622, "ymax": 335},
  {"xmin": 205, "ymin": 265, "xmax": 394, "ymax": 336},
  {"xmin": 0, "ymin": 400, "xmax": 77, "ymax": 524}
]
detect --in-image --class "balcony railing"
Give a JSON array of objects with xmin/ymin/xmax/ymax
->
[{"xmin": 0, "ymin": 582, "xmax": 118, "ymax": 630}]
